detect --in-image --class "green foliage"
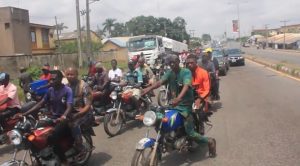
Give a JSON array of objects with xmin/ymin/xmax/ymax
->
[
  {"xmin": 58, "ymin": 41, "xmax": 102, "ymax": 54},
  {"xmin": 27, "ymin": 66, "xmax": 42, "ymax": 80},
  {"xmin": 102, "ymin": 16, "xmax": 190, "ymax": 42},
  {"xmin": 202, "ymin": 34, "xmax": 211, "ymax": 42},
  {"xmin": 189, "ymin": 37, "xmax": 202, "ymax": 49}
]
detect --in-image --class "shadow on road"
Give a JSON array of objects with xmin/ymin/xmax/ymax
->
[
  {"xmin": 211, "ymin": 101, "xmax": 222, "ymax": 112},
  {"xmin": 88, "ymin": 152, "xmax": 112, "ymax": 166},
  {"xmin": 160, "ymin": 144, "xmax": 210, "ymax": 166},
  {"xmin": 0, "ymin": 145, "xmax": 14, "ymax": 157}
]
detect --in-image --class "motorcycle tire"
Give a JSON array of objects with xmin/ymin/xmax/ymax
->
[
  {"xmin": 103, "ymin": 112, "xmax": 123, "ymax": 137},
  {"xmin": 76, "ymin": 134, "xmax": 93, "ymax": 166},
  {"xmin": 131, "ymin": 149, "xmax": 158, "ymax": 166},
  {"xmin": 157, "ymin": 90, "xmax": 169, "ymax": 107}
]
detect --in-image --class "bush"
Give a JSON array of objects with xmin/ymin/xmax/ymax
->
[{"xmin": 27, "ymin": 66, "xmax": 42, "ymax": 80}]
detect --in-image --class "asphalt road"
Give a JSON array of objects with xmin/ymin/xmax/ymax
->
[
  {"xmin": 242, "ymin": 47, "xmax": 300, "ymax": 67},
  {"xmin": 1, "ymin": 60, "xmax": 300, "ymax": 166}
]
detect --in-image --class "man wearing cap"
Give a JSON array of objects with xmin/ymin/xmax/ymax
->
[
  {"xmin": 40, "ymin": 64, "xmax": 51, "ymax": 81},
  {"xmin": 0, "ymin": 73, "xmax": 21, "ymax": 126},
  {"xmin": 143, "ymin": 54, "xmax": 216, "ymax": 157}
]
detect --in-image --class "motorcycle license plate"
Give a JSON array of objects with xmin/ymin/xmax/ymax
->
[{"xmin": 232, "ymin": 59, "xmax": 236, "ymax": 62}]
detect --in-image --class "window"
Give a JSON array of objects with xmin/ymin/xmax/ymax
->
[
  {"xmin": 31, "ymin": 31, "xmax": 36, "ymax": 43},
  {"xmin": 42, "ymin": 29, "xmax": 49, "ymax": 48}
]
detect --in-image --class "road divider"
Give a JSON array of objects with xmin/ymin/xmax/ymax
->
[{"xmin": 245, "ymin": 55, "xmax": 300, "ymax": 79}]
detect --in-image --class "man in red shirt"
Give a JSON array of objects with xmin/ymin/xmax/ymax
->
[
  {"xmin": 40, "ymin": 64, "xmax": 51, "ymax": 81},
  {"xmin": 186, "ymin": 54, "xmax": 210, "ymax": 112}
]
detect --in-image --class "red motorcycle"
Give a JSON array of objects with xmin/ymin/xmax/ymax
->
[
  {"xmin": 1, "ymin": 114, "xmax": 95, "ymax": 166},
  {"xmin": 0, "ymin": 94, "xmax": 36, "ymax": 145}
]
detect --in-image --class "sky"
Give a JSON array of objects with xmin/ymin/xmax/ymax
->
[{"xmin": 1, "ymin": 0, "xmax": 300, "ymax": 39}]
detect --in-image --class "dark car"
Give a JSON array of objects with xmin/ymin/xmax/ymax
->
[
  {"xmin": 226, "ymin": 48, "xmax": 245, "ymax": 66},
  {"xmin": 212, "ymin": 49, "xmax": 230, "ymax": 76}
]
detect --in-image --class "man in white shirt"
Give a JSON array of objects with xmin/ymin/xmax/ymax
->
[{"xmin": 108, "ymin": 59, "xmax": 123, "ymax": 83}]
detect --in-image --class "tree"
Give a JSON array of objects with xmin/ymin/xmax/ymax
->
[
  {"xmin": 111, "ymin": 23, "xmax": 127, "ymax": 37},
  {"xmin": 54, "ymin": 23, "xmax": 68, "ymax": 34},
  {"xmin": 202, "ymin": 34, "xmax": 211, "ymax": 42},
  {"xmin": 102, "ymin": 18, "xmax": 116, "ymax": 37}
]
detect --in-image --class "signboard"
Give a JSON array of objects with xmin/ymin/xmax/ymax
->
[{"xmin": 232, "ymin": 20, "xmax": 239, "ymax": 32}]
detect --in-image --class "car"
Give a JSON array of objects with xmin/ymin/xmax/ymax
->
[
  {"xmin": 226, "ymin": 48, "xmax": 245, "ymax": 66},
  {"xmin": 212, "ymin": 49, "xmax": 230, "ymax": 76}
]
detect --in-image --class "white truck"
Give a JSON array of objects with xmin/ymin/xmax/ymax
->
[{"xmin": 127, "ymin": 35, "xmax": 188, "ymax": 67}]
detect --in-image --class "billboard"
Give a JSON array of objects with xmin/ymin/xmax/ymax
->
[{"xmin": 232, "ymin": 20, "xmax": 239, "ymax": 32}]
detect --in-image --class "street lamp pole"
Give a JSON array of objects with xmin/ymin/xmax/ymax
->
[
  {"xmin": 264, "ymin": 24, "xmax": 269, "ymax": 48},
  {"xmin": 237, "ymin": 3, "xmax": 241, "ymax": 49}
]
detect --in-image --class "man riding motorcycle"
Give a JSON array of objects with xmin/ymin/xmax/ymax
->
[
  {"xmin": 186, "ymin": 54, "xmax": 211, "ymax": 112},
  {"xmin": 119, "ymin": 61, "xmax": 144, "ymax": 116},
  {"xmin": 65, "ymin": 67, "xmax": 94, "ymax": 157},
  {"xmin": 143, "ymin": 54, "xmax": 216, "ymax": 157},
  {"xmin": 21, "ymin": 70, "xmax": 74, "ymax": 162},
  {"xmin": 92, "ymin": 62, "xmax": 111, "ymax": 103},
  {"xmin": 0, "ymin": 73, "xmax": 22, "ymax": 126}
]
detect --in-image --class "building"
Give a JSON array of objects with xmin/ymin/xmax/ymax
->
[
  {"xmin": 30, "ymin": 23, "xmax": 55, "ymax": 55},
  {"xmin": 0, "ymin": 7, "xmax": 55, "ymax": 56},
  {"xmin": 0, "ymin": 7, "xmax": 31, "ymax": 56},
  {"xmin": 279, "ymin": 24, "xmax": 300, "ymax": 34},
  {"xmin": 55, "ymin": 31, "xmax": 101, "ymax": 44},
  {"xmin": 251, "ymin": 28, "xmax": 279, "ymax": 37},
  {"xmin": 100, "ymin": 37, "xmax": 130, "ymax": 62}
]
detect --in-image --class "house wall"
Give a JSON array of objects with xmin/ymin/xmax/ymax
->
[
  {"xmin": 0, "ymin": 7, "xmax": 31, "ymax": 56},
  {"xmin": 31, "ymin": 26, "xmax": 55, "ymax": 55}
]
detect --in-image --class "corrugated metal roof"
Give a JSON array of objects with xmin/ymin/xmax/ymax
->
[
  {"xmin": 102, "ymin": 37, "xmax": 130, "ymax": 48},
  {"xmin": 269, "ymin": 33, "xmax": 300, "ymax": 44}
]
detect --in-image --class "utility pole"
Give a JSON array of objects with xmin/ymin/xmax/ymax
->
[
  {"xmin": 55, "ymin": 16, "xmax": 61, "ymax": 51},
  {"xmin": 264, "ymin": 24, "xmax": 269, "ymax": 48},
  {"xmin": 76, "ymin": 0, "xmax": 83, "ymax": 68},
  {"xmin": 189, "ymin": 30, "xmax": 195, "ymax": 38},
  {"xmin": 86, "ymin": 0, "xmax": 92, "ymax": 62},
  {"xmin": 55, "ymin": 16, "xmax": 64, "ymax": 68},
  {"xmin": 280, "ymin": 20, "xmax": 289, "ymax": 49}
]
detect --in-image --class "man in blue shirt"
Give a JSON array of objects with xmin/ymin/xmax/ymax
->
[{"xmin": 23, "ymin": 70, "xmax": 73, "ymax": 161}]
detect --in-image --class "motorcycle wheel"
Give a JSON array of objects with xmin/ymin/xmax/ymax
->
[
  {"xmin": 157, "ymin": 90, "xmax": 169, "ymax": 107},
  {"xmin": 103, "ymin": 112, "xmax": 123, "ymax": 137},
  {"xmin": 131, "ymin": 148, "xmax": 158, "ymax": 166},
  {"xmin": 76, "ymin": 134, "xmax": 93, "ymax": 166}
]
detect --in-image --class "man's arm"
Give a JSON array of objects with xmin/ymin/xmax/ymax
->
[
  {"xmin": 76, "ymin": 86, "xmax": 92, "ymax": 118},
  {"xmin": 62, "ymin": 88, "xmax": 74, "ymax": 118},
  {"xmin": 201, "ymin": 71, "xmax": 211, "ymax": 99}
]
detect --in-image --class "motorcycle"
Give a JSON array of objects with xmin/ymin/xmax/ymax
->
[
  {"xmin": 1, "ymin": 114, "xmax": 95, "ymax": 166},
  {"xmin": 0, "ymin": 100, "xmax": 36, "ymax": 145},
  {"xmin": 131, "ymin": 106, "xmax": 211, "ymax": 166},
  {"xmin": 103, "ymin": 83, "xmax": 152, "ymax": 137}
]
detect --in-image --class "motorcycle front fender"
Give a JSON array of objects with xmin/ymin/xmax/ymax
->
[
  {"xmin": 136, "ymin": 137, "xmax": 156, "ymax": 150},
  {"xmin": 106, "ymin": 108, "xmax": 118, "ymax": 114}
]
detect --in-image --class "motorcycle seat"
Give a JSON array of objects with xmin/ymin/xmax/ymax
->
[{"xmin": 21, "ymin": 101, "xmax": 37, "ymax": 113}]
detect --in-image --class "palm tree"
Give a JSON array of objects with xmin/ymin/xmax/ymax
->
[
  {"xmin": 102, "ymin": 18, "xmax": 116, "ymax": 37},
  {"xmin": 55, "ymin": 23, "xmax": 68, "ymax": 34}
]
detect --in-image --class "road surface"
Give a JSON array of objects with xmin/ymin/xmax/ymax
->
[{"xmin": 1, "ymin": 60, "xmax": 300, "ymax": 166}]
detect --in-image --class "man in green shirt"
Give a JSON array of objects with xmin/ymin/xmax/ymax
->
[{"xmin": 143, "ymin": 54, "xmax": 216, "ymax": 157}]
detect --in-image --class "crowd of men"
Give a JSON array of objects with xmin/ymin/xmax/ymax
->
[{"xmin": 0, "ymin": 48, "xmax": 219, "ymax": 163}]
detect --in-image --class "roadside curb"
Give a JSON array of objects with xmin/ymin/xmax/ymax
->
[{"xmin": 245, "ymin": 55, "xmax": 300, "ymax": 79}]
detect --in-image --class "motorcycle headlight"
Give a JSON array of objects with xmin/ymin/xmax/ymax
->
[
  {"xmin": 143, "ymin": 111, "xmax": 157, "ymax": 126},
  {"xmin": 26, "ymin": 92, "xmax": 32, "ymax": 100},
  {"xmin": 7, "ymin": 130, "xmax": 22, "ymax": 145},
  {"xmin": 110, "ymin": 91, "xmax": 117, "ymax": 100}
]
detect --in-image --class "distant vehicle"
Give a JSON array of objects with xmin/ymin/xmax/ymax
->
[
  {"xmin": 212, "ymin": 49, "xmax": 229, "ymax": 76},
  {"xmin": 226, "ymin": 48, "xmax": 245, "ymax": 66},
  {"xmin": 127, "ymin": 35, "xmax": 187, "ymax": 68}
]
